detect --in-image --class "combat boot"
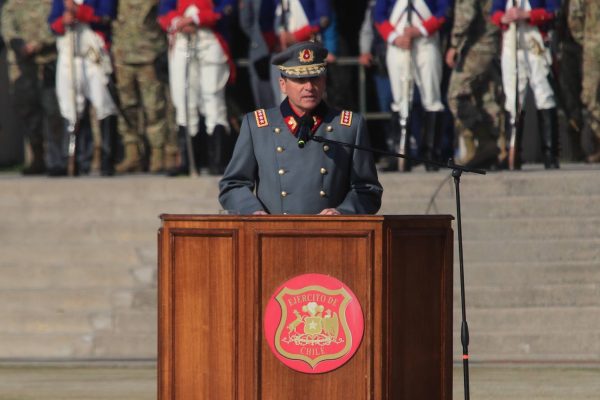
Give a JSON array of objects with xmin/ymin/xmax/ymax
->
[
  {"xmin": 537, "ymin": 108, "xmax": 560, "ymax": 169},
  {"xmin": 100, "ymin": 116, "xmax": 118, "ymax": 176},
  {"xmin": 167, "ymin": 126, "xmax": 189, "ymax": 176},
  {"xmin": 116, "ymin": 142, "xmax": 143, "ymax": 173},
  {"xmin": 149, "ymin": 147, "xmax": 165, "ymax": 174},
  {"xmin": 22, "ymin": 139, "xmax": 46, "ymax": 175},
  {"xmin": 207, "ymin": 125, "xmax": 226, "ymax": 175},
  {"xmin": 422, "ymin": 111, "xmax": 443, "ymax": 171}
]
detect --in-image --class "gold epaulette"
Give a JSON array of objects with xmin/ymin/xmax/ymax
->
[
  {"xmin": 340, "ymin": 110, "xmax": 353, "ymax": 127},
  {"xmin": 254, "ymin": 109, "xmax": 269, "ymax": 128}
]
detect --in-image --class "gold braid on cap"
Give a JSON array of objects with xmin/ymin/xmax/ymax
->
[{"xmin": 278, "ymin": 63, "xmax": 326, "ymax": 76}]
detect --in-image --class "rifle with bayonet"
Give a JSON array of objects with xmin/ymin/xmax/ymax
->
[
  {"xmin": 66, "ymin": 25, "xmax": 80, "ymax": 176},
  {"xmin": 507, "ymin": 0, "xmax": 521, "ymax": 170},
  {"xmin": 397, "ymin": 0, "xmax": 414, "ymax": 171}
]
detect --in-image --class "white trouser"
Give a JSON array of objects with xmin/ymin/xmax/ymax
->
[
  {"xmin": 501, "ymin": 27, "xmax": 556, "ymax": 118},
  {"xmin": 386, "ymin": 34, "xmax": 444, "ymax": 113},
  {"xmin": 56, "ymin": 26, "xmax": 116, "ymax": 129},
  {"xmin": 169, "ymin": 30, "xmax": 230, "ymax": 136}
]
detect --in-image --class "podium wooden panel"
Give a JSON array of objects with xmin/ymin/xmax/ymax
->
[{"xmin": 158, "ymin": 215, "xmax": 453, "ymax": 400}]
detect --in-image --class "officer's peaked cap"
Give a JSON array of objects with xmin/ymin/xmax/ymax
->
[{"xmin": 272, "ymin": 41, "xmax": 328, "ymax": 78}]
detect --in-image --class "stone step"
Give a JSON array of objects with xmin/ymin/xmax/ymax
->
[
  {"xmin": 453, "ymin": 307, "xmax": 600, "ymax": 334},
  {"xmin": 0, "ymin": 288, "xmax": 121, "ymax": 314},
  {"xmin": 113, "ymin": 311, "xmax": 156, "ymax": 334},
  {"xmin": 454, "ymin": 283, "xmax": 600, "ymax": 308},
  {"xmin": 457, "ymin": 261, "xmax": 600, "ymax": 285},
  {"xmin": 0, "ymin": 333, "xmax": 94, "ymax": 359},
  {"xmin": 456, "ymin": 331, "xmax": 600, "ymax": 361},
  {"xmin": 461, "ymin": 217, "xmax": 600, "ymax": 240},
  {"xmin": 92, "ymin": 333, "xmax": 156, "ymax": 358},
  {"xmin": 0, "ymin": 310, "xmax": 100, "ymax": 334}
]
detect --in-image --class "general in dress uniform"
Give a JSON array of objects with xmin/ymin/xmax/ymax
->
[
  {"xmin": 373, "ymin": 0, "xmax": 453, "ymax": 170},
  {"xmin": 491, "ymin": 0, "xmax": 560, "ymax": 169},
  {"xmin": 158, "ymin": 0, "xmax": 235, "ymax": 175},
  {"xmin": 48, "ymin": 0, "xmax": 118, "ymax": 175},
  {"xmin": 219, "ymin": 42, "xmax": 383, "ymax": 215}
]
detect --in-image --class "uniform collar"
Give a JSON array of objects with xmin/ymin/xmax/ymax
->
[{"xmin": 280, "ymin": 98, "xmax": 328, "ymax": 136}]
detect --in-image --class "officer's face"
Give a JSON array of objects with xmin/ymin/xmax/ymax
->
[{"xmin": 279, "ymin": 75, "xmax": 327, "ymax": 115}]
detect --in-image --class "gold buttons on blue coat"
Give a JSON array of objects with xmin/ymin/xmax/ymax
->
[
  {"xmin": 278, "ymin": 168, "xmax": 285, "ymax": 175},
  {"xmin": 277, "ymin": 146, "xmax": 284, "ymax": 153},
  {"xmin": 281, "ymin": 191, "xmax": 288, "ymax": 197},
  {"xmin": 320, "ymin": 167, "xmax": 327, "ymax": 175},
  {"xmin": 274, "ymin": 127, "xmax": 281, "ymax": 134},
  {"xmin": 326, "ymin": 125, "xmax": 333, "ymax": 132},
  {"xmin": 319, "ymin": 190, "xmax": 326, "ymax": 197},
  {"xmin": 323, "ymin": 145, "xmax": 329, "ymax": 152}
]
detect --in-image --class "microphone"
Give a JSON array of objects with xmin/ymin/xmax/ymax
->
[{"xmin": 297, "ymin": 115, "xmax": 312, "ymax": 148}]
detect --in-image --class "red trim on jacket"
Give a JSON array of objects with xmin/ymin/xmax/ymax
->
[
  {"xmin": 375, "ymin": 21, "xmax": 395, "ymax": 42},
  {"xmin": 491, "ymin": 10, "xmax": 508, "ymax": 30},
  {"xmin": 421, "ymin": 16, "xmax": 446, "ymax": 35},
  {"xmin": 75, "ymin": 4, "xmax": 99, "ymax": 24},
  {"xmin": 263, "ymin": 32, "xmax": 277, "ymax": 51},
  {"xmin": 529, "ymin": 8, "xmax": 554, "ymax": 26},
  {"xmin": 292, "ymin": 25, "xmax": 318, "ymax": 42}
]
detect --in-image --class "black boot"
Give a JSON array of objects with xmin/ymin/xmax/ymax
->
[
  {"xmin": 422, "ymin": 111, "xmax": 443, "ymax": 171},
  {"xmin": 167, "ymin": 126, "xmax": 189, "ymax": 176},
  {"xmin": 100, "ymin": 116, "xmax": 118, "ymax": 176},
  {"xmin": 379, "ymin": 112, "xmax": 400, "ymax": 172},
  {"xmin": 207, "ymin": 125, "xmax": 226, "ymax": 175},
  {"xmin": 537, "ymin": 108, "xmax": 560, "ymax": 169}
]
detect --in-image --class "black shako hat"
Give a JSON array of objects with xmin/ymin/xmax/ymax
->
[{"xmin": 271, "ymin": 41, "xmax": 329, "ymax": 78}]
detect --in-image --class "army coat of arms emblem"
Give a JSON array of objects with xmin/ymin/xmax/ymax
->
[{"xmin": 264, "ymin": 274, "xmax": 364, "ymax": 374}]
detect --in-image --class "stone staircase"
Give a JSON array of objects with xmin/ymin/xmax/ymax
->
[{"xmin": 1, "ymin": 165, "xmax": 599, "ymax": 362}]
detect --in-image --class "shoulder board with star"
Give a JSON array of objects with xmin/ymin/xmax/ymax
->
[
  {"xmin": 340, "ymin": 110, "xmax": 353, "ymax": 127},
  {"xmin": 254, "ymin": 109, "xmax": 269, "ymax": 128}
]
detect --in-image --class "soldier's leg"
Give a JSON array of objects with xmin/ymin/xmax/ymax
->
[
  {"xmin": 138, "ymin": 64, "xmax": 169, "ymax": 173},
  {"xmin": 115, "ymin": 63, "xmax": 143, "ymax": 173},
  {"xmin": 41, "ymin": 62, "xmax": 67, "ymax": 175},
  {"xmin": 558, "ymin": 40, "xmax": 585, "ymax": 160},
  {"xmin": 581, "ymin": 43, "xmax": 600, "ymax": 162},
  {"xmin": 9, "ymin": 62, "xmax": 45, "ymax": 174},
  {"xmin": 447, "ymin": 68, "xmax": 477, "ymax": 164},
  {"xmin": 198, "ymin": 60, "xmax": 230, "ymax": 175}
]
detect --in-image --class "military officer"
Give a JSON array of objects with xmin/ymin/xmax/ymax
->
[
  {"xmin": 158, "ymin": 0, "xmax": 235, "ymax": 175},
  {"xmin": 113, "ymin": 0, "xmax": 170, "ymax": 174},
  {"xmin": 446, "ymin": 0, "xmax": 503, "ymax": 167},
  {"xmin": 1, "ymin": 0, "xmax": 63, "ymax": 175},
  {"xmin": 568, "ymin": 0, "xmax": 600, "ymax": 163},
  {"xmin": 491, "ymin": 0, "xmax": 560, "ymax": 169},
  {"xmin": 373, "ymin": 0, "xmax": 453, "ymax": 171},
  {"xmin": 48, "ymin": 0, "xmax": 119, "ymax": 176},
  {"xmin": 219, "ymin": 41, "xmax": 383, "ymax": 215}
]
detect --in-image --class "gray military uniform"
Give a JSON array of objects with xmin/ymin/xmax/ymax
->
[{"xmin": 219, "ymin": 103, "xmax": 383, "ymax": 215}]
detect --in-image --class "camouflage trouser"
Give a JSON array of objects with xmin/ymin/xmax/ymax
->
[
  {"xmin": 114, "ymin": 62, "xmax": 168, "ymax": 148},
  {"xmin": 8, "ymin": 61, "xmax": 64, "ymax": 168},
  {"xmin": 581, "ymin": 37, "xmax": 600, "ymax": 140},
  {"xmin": 447, "ymin": 46, "xmax": 503, "ymax": 158}
]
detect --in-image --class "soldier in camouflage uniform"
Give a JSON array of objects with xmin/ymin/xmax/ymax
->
[
  {"xmin": 569, "ymin": 0, "xmax": 600, "ymax": 163},
  {"xmin": 1, "ymin": 0, "xmax": 64, "ymax": 175},
  {"xmin": 112, "ymin": 0, "xmax": 171, "ymax": 173},
  {"xmin": 445, "ymin": 0, "xmax": 503, "ymax": 167},
  {"xmin": 556, "ymin": 0, "xmax": 584, "ymax": 161}
]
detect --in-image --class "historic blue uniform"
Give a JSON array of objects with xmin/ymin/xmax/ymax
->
[{"xmin": 49, "ymin": 0, "xmax": 116, "ymax": 46}]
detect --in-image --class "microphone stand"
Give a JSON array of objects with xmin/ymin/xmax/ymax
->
[{"xmin": 312, "ymin": 135, "xmax": 484, "ymax": 400}]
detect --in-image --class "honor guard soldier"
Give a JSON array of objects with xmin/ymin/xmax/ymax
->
[
  {"xmin": 158, "ymin": 0, "xmax": 235, "ymax": 175},
  {"xmin": 445, "ymin": 0, "xmax": 503, "ymax": 167},
  {"xmin": 48, "ymin": 0, "xmax": 119, "ymax": 175},
  {"xmin": 491, "ymin": 0, "xmax": 560, "ymax": 169},
  {"xmin": 259, "ymin": 0, "xmax": 332, "ymax": 103},
  {"xmin": 373, "ymin": 0, "xmax": 453, "ymax": 171},
  {"xmin": 219, "ymin": 41, "xmax": 383, "ymax": 215},
  {"xmin": 2, "ymin": 0, "xmax": 64, "ymax": 175},
  {"xmin": 113, "ymin": 0, "xmax": 170, "ymax": 174},
  {"xmin": 568, "ymin": 0, "xmax": 600, "ymax": 163}
]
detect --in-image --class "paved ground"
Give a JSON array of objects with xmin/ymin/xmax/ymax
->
[{"xmin": 0, "ymin": 363, "xmax": 599, "ymax": 399}]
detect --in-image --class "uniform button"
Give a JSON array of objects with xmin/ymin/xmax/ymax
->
[
  {"xmin": 281, "ymin": 191, "xmax": 288, "ymax": 197},
  {"xmin": 326, "ymin": 125, "xmax": 333, "ymax": 132},
  {"xmin": 320, "ymin": 167, "xmax": 327, "ymax": 175},
  {"xmin": 319, "ymin": 190, "xmax": 326, "ymax": 197},
  {"xmin": 274, "ymin": 127, "xmax": 281, "ymax": 134},
  {"xmin": 323, "ymin": 145, "xmax": 330, "ymax": 152},
  {"xmin": 277, "ymin": 146, "xmax": 284, "ymax": 153},
  {"xmin": 283, "ymin": 212, "xmax": 288, "ymax": 215},
  {"xmin": 278, "ymin": 168, "xmax": 285, "ymax": 175}
]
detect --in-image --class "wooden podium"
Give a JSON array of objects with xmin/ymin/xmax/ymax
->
[{"xmin": 158, "ymin": 215, "xmax": 453, "ymax": 400}]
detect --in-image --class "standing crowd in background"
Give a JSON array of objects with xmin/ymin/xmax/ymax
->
[{"xmin": 1, "ymin": 0, "xmax": 599, "ymax": 177}]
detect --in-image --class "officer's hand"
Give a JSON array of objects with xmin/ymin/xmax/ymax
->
[
  {"xmin": 63, "ymin": 11, "xmax": 75, "ymax": 26},
  {"xmin": 358, "ymin": 53, "xmax": 373, "ymax": 67},
  {"xmin": 445, "ymin": 47, "xmax": 457, "ymax": 68},
  {"xmin": 175, "ymin": 16, "xmax": 195, "ymax": 32},
  {"xmin": 65, "ymin": 0, "xmax": 77, "ymax": 13},
  {"xmin": 502, "ymin": 7, "xmax": 529, "ymax": 24},
  {"xmin": 180, "ymin": 25, "xmax": 198, "ymax": 34},
  {"xmin": 253, "ymin": 210, "xmax": 268, "ymax": 215},
  {"xmin": 393, "ymin": 34, "xmax": 412, "ymax": 50},
  {"xmin": 403, "ymin": 26, "xmax": 422, "ymax": 39},
  {"xmin": 21, "ymin": 42, "xmax": 41, "ymax": 57},
  {"xmin": 318, "ymin": 208, "xmax": 341, "ymax": 216}
]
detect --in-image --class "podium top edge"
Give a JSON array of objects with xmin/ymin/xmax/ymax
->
[{"xmin": 159, "ymin": 214, "xmax": 454, "ymax": 222}]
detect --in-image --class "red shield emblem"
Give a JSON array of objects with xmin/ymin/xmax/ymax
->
[{"xmin": 264, "ymin": 274, "xmax": 364, "ymax": 373}]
